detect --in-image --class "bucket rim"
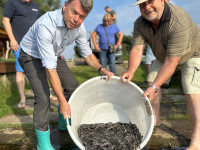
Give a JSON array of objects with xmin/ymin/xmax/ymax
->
[
  {"xmin": 68, "ymin": 76, "xmax": 145, "ymax": 105},
  {"xmin": 67, "ymin": 76, "xmax": 154, "ymax": 149}
]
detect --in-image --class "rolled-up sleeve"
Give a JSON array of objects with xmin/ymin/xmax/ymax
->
[
  {"xmin": 36, "ymin": 24, "xmax": 57, "ymax": 69},
  {"xmin": 75, "ymin": 25, "xmax": 92, "ymax": 58}
]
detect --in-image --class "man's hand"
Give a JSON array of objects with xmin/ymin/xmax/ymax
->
[
  {"xmin": 121, "ymin": 71, "xmax": 134, "ymax": 83},
  {"xmin": 100, "ymin": 67, "xmax": 114, "ymax": 79},
  {"xmin": 59, "ymin": 100, "xmax": 71, "ymax": 119},
  {"xmin": 10, "ymin": 39, "xmax": 19, "ymax": 52},
  {"xmin": 142, "ymin": 86, "xmax": 158, "ymax": 102}
]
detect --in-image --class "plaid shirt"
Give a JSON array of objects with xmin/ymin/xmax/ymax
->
[{"xmin": 133, "ymin": 3, "xmax": 200, "ymax": 65}]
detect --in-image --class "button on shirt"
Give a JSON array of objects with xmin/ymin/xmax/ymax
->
[{"xmin": 20, "ymin": 8, "xmax": 92, "ymax": 69}]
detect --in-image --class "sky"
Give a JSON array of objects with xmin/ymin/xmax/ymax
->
[{"xmin": 61, "ymin": 0, "xmax": 200, "ymax": 60}]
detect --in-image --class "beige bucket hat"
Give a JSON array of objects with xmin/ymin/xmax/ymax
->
[{"xmin": 131, "ymin": 0, "xmax": 148, "ymax": 6}]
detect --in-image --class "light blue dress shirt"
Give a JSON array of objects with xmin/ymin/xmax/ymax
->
[{"xmin": 20, "ymin": 8, "xmax": 92, "ymax": 69}]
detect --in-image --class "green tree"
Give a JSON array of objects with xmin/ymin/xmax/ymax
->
[
  {"xmin": 0, "ymin": 0, "xmax": 7, "ymax": 27},
  {"xmin": 0, "ymin": 0, "xmax": 61, "ymax": 27},
  {"xmin": 122, "ymin": 34, "xmax": 132, "ymax": 60},
  {"xmin": 122, "ymin": 35, "xmax": 132, "ymax": 53},
  {"xmin": 32, "ymin": 0, "xmax": 61, "ymax": 15},
  {"xmin": 74, "ymin": 45, "xmax": 81, "ymax": 58}
]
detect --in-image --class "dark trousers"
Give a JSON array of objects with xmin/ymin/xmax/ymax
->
[{"xmin": 18, "ymin": 50, "xmax": 79, "ymax": 131}]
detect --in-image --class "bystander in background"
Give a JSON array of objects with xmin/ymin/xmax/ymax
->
[
  {"xmin": 92, "ymin": 13, "xmax": 123, "ymax": 75},
  {"xmin": 3, "ymin": 0, "xmax": 40, "ymax": 109},
  {"xmin": 145, "ymin": 45, "xmax": 156, "ymax": 74},
  {"xmin": 105, "ymin": 6, "xmax": 116, "ymax": 24}
]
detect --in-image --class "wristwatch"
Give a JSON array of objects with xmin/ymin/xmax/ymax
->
[
  {"xmin": 98, "ymin": 66, "xmax": 103, "ymax": 72},
  {"xmin": 149, "ymin": 84, "xmax": 159, "ymax": 93}
]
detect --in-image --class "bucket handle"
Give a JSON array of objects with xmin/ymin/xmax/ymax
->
[
  {"xmin": 66, "ymin": 116, "xmax": 71, "ymax": 126},
  {"xmin": 144, "ymin": 97, "xmax": 154, "ymax": 116},
  {"xmin": 100, "ymin": 76, "xmax": 108, "ymax": 80}
]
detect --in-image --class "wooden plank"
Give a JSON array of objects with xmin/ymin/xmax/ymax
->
[{"xmin": 0, "ymin": 62, "xmax": 16, "ymax": 73}]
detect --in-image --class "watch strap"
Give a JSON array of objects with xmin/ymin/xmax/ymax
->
[
  {"xmin": 98, "ymin": 66, "xmax": 103, "ymax": 72},
  {"xmin": 149, "ymin": 84, "xmax": 159, "ymax": 93}
]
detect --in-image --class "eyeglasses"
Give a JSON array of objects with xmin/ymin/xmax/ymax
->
[{"xmin": 103, "ymin": 20, "xmax": 110, "ymax": 22}]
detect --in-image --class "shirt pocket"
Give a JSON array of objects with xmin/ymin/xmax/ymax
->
[{"xmin": 191, "ymin": 67, "xmax": 200, "ymax": 88}]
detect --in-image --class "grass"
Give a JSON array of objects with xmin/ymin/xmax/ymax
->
[
  {"xmin": 0, "ymin": 62, "xmax": 182, "ymax": 119},
  {"xmin": 71, "ymin": 63, "xmax": 147, "ymax": 85},
  {"xmin": 70, "ymin": 65, "xmax": 99, "ymax": 84},
  {"xmin": 0, "ymin": 75, "xmax": 32, "ymax": 118},
  {"xmin": 0, "ymin": 65, "xmax": 100, "ymax": 119},
  {"xmin": 0, "ymin": 123, "xmax": 34, "ymax": 129},
  {"xmin": 0, "ymin": 58, "xmax": 15, "ymax": 62},
  {"xmin": 167, "ymin": 114, "xmax": 189, "ymax": 120},
  {"xmin": 0, "ymin": 53, "xmax": 15, "ymax": 62},
  {"xmin": 132, "ymin": 64, "xmax": 147, "ymax": 84},
  {"xmin": 122, "ymin": 62, "xmax": 147, "ymax": 84}
]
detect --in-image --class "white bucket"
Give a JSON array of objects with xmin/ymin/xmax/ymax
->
[{"xmin": 67, "ymin": 76, "xmax": 154, "ymax": 149}]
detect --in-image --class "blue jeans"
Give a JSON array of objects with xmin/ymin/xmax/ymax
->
[{"xmin": 99, "ymin": 50, "xmax": 116, "ymax": 75}]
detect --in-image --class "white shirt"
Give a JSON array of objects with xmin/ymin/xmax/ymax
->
[{"xmin": 20, "ymin": 8, "xmax": 92, "ymax": 69}]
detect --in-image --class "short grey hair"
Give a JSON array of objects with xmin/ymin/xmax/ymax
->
[{"xmin": 67, "ymin": 0, "xmax": 93, "ymax": 13}]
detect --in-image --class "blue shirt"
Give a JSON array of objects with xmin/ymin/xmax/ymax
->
[
  {"xmin": 20, "ymin": 8, "xmax": 92, "ymax": 69},
  {"xmin": 94, "ymin": 24, "xmax": 120, "ymax": 50},
  {"xmin": 145, "ymin": 46, "xmax": 156, "ymax": 65},
  {"xmin": 3, "ymin": 0, "xmax": 40, "ymax": 43}
]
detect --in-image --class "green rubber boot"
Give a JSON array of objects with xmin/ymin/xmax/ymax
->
[
  {"xmin": 35, "ymin": 127, "xmax": 55, "ymax": 150},
  {"xmin": 58, "ymin": 105, "xmax": 67, "ymax": 130}
]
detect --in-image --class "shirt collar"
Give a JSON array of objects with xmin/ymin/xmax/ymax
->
[
  {"xmin": 160, "ymin": 2, "xmax": 171, "ymax": 22},
  {"xmin": 56, "ymin": 8, "xmax": 68, "ymax": 28}
]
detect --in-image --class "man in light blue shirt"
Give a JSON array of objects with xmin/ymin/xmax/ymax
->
[{"xmin": 18, "ymin": 0, "xmax": 114, "ymax": 149}]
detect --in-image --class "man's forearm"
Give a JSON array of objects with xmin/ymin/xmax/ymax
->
[
  {"xmin": 84, "ymin": 53, "xmax": 101, "ymax": 71},
  {"xmin": 3, "ymin": 17, "xmax": 16, "ymax": 41},
  {"xmin": 46, "ymin": 68, "xmax": 66, "ymax": 103}
]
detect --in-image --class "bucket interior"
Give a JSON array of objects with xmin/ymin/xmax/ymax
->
[{"xmin": 67, "ymin": 76, "xmax": 154, "ymax": 149}]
